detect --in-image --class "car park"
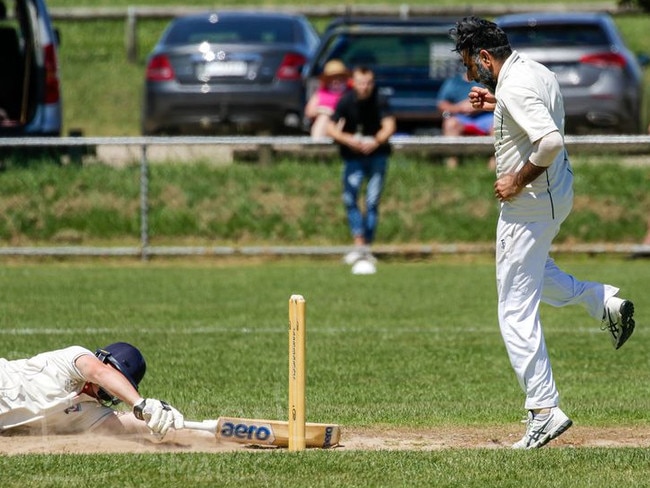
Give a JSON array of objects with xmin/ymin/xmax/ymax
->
[
  {"xmin": 496, "ymin": 12, "xmax": 647, "ymax": 135},
  {"xmin": 142, "ymin": 11, "xmax": 320, "ymax": 135},
  {"xmin": 304, "ymin": 17, "xmax": 459, "ymax": 135},
  {"xmin": 0, "ymin": 0, "xmax": 62, "ymax": 137}
]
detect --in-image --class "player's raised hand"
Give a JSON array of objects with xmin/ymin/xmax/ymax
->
[{"xmin": 469, "ymin": 86, "xmax": 496, "ymax": 112}]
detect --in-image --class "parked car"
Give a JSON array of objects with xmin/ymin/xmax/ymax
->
[
  {"xmin": 142, "ymin": 11, "xmax": 320, "ymax": 135},
  {"xmin": 496, "ymin": 12, "xmax": 647, "ymax": 135},
  {"xmin": 0, "ymin": 0, "xmax": 62, "ymax": 136},
  {"xmin": 304, "ymin": 17, "xmax": 459, "ymax": 135}
]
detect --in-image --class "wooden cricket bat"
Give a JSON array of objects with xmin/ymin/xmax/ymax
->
[{"xmin": 183, "ymin": 416, "xmax": 340, "ymax": 448}]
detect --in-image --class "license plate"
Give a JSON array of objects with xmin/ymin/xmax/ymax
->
[{"xmin": 201, "ymin": 61, "xmax": 248, "ymax": 77}]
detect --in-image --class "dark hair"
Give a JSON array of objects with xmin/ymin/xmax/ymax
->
[
  {"xmin": 450, "ymin": 16, "xmax": 512, "ymax": 60},
  {"xmin": 352, "ymin": 65, "xmax": 374, "ymax": 76}
]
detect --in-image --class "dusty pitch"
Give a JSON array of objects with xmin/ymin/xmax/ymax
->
[{"xmin": 2, "ymin": 425, "xmax": 650, "ymax": 455}]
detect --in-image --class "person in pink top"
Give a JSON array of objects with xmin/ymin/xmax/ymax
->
[{"xmin": 305, "ymin": 59, "xmax": 350, "ymax": 139}]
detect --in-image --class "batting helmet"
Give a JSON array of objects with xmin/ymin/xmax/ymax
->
[{"xmin": 95, "ymin": 342, "xmax": 147, "ymax": 405}]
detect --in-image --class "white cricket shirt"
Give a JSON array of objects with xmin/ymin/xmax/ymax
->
[
  {"xmin": 493, "ymin": 51, "xmax": 574, "ymax": 222},
  {"xmin": 0, "ymin": 346, "xmax": 114, "ymax": 433}
]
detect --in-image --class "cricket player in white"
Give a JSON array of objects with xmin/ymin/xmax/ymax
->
[
  {"xmin": 451, "ymin": 17, "xmax": 636, "ymax": 449},
  {"xmin": 0, "ymin": 342, "xmax": 184, "ymax": 437}
]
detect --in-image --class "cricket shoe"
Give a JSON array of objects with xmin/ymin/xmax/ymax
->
[
  {"xmin": 343, "ymin": 247, "xmax": 377, "ymax": 265},
  {"xmin": 351, "ymin": 258, "xmax": 376, "ymax": 275},
  {"xmin": 343, "ymin": 249, "xmax": 365, "ymax": 265},
  {"xmin": 602, "ymin": 296, "xmax": 635, "ymax": 350},
  {"xmin": 512, "ymin": 407, "xmax": 573, "ymax": 449}
]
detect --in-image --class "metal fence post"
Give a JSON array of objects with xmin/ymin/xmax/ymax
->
[
  {"xmin": 140, "ymin": 143, "xmax": 149, "ymax": 261},
  {"xmin": 126, "ymin": 6, "xmax": 138, "ymax": 63}
]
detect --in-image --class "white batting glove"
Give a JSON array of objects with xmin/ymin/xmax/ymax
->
[{"xmin": 133, "ymin": 398, "xmax": 184, "ymax": 436}]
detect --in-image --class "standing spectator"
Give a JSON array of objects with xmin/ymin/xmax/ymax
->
[
  {"xmin": 304, "ymin": 59, "xmax": 350, "ymax": 139},
  {"xmin": 437, "ymin": 70, "xmax": 495, "ymax": 168},
  {"xmin": 326, "ymin": 66, "xmax": 396, "ymax": 272},
  {"xmin": 450, "ymin": 17, "xmax": 636, "ymax": 449}
]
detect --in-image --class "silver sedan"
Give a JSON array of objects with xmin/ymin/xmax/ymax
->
[{"xmin": 142, "ymin": 11, "xmax": 320, "ymax": 135}]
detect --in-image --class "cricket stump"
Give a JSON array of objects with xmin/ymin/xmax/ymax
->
[{"xmin": 288, "ymin": 294, "xmax": 306, "ymax": 451}]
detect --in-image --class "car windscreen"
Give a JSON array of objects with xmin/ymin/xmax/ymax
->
[
  {"xmin": 162, "ymin": 16, "xmax": 297, "ymax": 45},
  {"xmin": 318, "ymin": 33, "xmax": 458, "ymax": 79},
  {"xmin": 503, "ymin": 24, "xmax": 609, "ymax": 47}
]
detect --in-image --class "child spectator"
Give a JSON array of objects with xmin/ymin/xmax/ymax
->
[{"xmin": 305, "ymin": 59, "xmax": 350, "ymax": 139}]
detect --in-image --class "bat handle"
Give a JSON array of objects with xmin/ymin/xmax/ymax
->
[{"xmin": 183, "ymin": 419, "xmax": 218, "ymax": 434}]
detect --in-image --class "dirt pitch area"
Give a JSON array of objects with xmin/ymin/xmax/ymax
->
[{"xmin": 2, "ymin": 425, "xmax": 650, "ymax": 455}]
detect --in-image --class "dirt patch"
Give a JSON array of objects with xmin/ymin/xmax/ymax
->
[
  {"xmin": 2, "ymin": 425, "xmax": 649, "ymax": 455},
  {"xmin": 339, "ymin": 425, "xmax": 650, "ymax": 450}
]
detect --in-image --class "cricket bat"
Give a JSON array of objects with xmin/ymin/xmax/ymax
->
[{"xmin": 183, "ymin": 416, "xmax": 340, "ymax": 448}]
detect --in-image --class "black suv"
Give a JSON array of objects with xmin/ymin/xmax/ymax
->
[{"xmin": 304, "ymin": 17, "xmax": 458, "ymax": 135}]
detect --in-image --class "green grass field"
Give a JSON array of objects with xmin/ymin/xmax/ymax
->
[
  {"xmin": 0, "ymin": 257, "xmax": 648, "ymax": 486},
  {"xmin": 3, "ymin": 1, "xmax": 650, "ymax": 484}
]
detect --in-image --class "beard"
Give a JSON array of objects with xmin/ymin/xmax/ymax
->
[{"xmin": 475, "ymin": 62, "xmax": 497, "ymax": 92}]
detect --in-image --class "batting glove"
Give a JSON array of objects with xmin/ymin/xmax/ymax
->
[{"xmin": 133, "ymin": 398, "xmax": 184, "ymax": 436}]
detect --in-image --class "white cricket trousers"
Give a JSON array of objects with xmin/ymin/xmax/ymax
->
[{"xmin": 496, "ymin": 214, "xmax": 619, "ymax": 410}]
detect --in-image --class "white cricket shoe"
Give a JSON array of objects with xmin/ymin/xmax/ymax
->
[
  {"xmin": 351, "ymin": 258, "xmax": 376, "ymax": 275},
  {"xmin": 512, "ymin": 407, "xmax": 573, "ymax": 449},
  {"xmin": 343, "ymin": 247, "xmax": 377, "ymax": 265},
  {"xmin": 602, "ymin": 296, "xmax": 635, "ymax": 350},
  {"xmin": 343, "ymin": 249, "xmax": 365, "ymax": 265}
]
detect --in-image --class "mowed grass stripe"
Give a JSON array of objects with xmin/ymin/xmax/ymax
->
[{"xmin": 0, "ymin": 324, "xmax": 640, "ymax": 336}]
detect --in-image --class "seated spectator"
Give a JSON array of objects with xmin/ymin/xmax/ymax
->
[
  {"xmin": 437, "ymin": 71, "xmax": 495, "ymax": 169},
  {"xmin": 305, "ymin": 59, "xmax": 350, "ymax": 139}
]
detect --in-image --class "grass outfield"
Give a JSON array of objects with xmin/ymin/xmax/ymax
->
[{"xmin": 0, "ymin": 257, "xmax": 648, "ymax": 486}]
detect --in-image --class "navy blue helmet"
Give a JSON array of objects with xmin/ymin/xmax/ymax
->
[{"xmin": 94, "ymin": 342, "xmax": 147, "ymax": 405}]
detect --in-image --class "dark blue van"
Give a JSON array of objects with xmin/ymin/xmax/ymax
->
[{"xmin": 304, "ymin": 17, "xmax": 458, "ymax": 135}]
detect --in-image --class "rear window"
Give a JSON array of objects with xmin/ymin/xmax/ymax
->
[
  {"xmin": 319, "ymin": 33, "xmax": 458, "ymax": 79},
  {"xmin": 503, "ymin": 24, "xmax": 609, "ymax": 47},
  {"xmin": 163, "ymin": 16, "xmax": 297, "ymax": 45}
]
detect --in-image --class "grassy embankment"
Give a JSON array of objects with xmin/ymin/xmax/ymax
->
[{"xmin": 0, "ymin": 158, "xmax": 647, "ymax": 245}]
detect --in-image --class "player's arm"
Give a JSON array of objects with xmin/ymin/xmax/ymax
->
[
  {"xmin": 75, "ymin": 354, "xmax": 184, "ymax": 436},
  {"xmin": 494, "ymin": 131, "xmax": 563, "ymax": 202},
  {"xmin": 75, "ymin": 354, "xmax": 142, "ymax": 406}
]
